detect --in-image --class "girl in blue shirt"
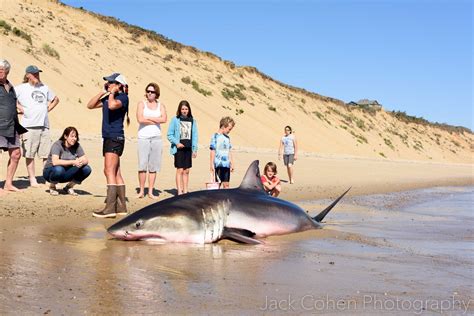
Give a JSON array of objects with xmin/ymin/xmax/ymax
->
[{"xmin": 167, "ymin": 100, "xmax": 198, "ymax": 195}]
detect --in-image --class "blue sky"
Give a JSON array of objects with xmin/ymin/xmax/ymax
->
[{"xmin": 63, "ymin": 0, "xmax": 472, "ymax": 129}]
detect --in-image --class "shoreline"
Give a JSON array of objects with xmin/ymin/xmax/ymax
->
[{"xmin": 1, "ymin": 138, "xmax": 473, "ymax": 220}]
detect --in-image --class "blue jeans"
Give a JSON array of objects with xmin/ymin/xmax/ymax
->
[{"xmin": 43, "ymin": 165, "xmax": 92, "ymax": 184}]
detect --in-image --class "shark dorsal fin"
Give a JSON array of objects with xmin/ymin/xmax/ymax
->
[{"xmin": 239, "ymin": 160, "xmax": 266, "ymax": 192}]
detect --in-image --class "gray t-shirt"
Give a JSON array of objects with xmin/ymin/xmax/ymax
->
[{"xmin": 44, "ymin": 140, "xmax": 85, "ymax": 169}]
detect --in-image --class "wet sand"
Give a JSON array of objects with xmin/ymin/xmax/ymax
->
[{"xmin": 0, "ymin": 187, "xmax": 472, "ymax": 315}]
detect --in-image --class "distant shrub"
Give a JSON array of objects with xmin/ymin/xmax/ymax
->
[
  {"xmin": 0, "ymin": 20, "xmax": 12, "ymax": 31},
  {"xmin": 42, "ymin": 43, "xmax": 60, "ymax": 59},
  {"xmin": 181, "ymin": 76, "xmax": 191, "ymax": 84},
  {"xmin": 350, "ymin": 131, "xmax": 368, "ymax": 144},
  {"xmin": 249, "ymin": 85, "xmax": 265, "ymax": 96},
  {"xmin": 13, "ymin": 27, "xmax": 32, "ymax": 45},
  {"xmin": 379, "ymin": 152, "xmax": 386, "ymax": 158},
  {"xmin": 191, "ymin": 80, "xmax": 212, "ymax": 96},
  {"xmin": 235, "ymin": 108, "xmax": 244, "ymax": 115},
  {"xmin": 221, "ymin": 86, "xmax": 246, "ymax": 101},
  {"xmin": 142, "ymin": 46, "xmax": 152, "ymax": 54},
  {"xmin": 390, "ymin": 111, "xmax": 471, "ymax": 135},
  {"xmin": 221, "ymin": 87, "xmax": 234, "ymax": 100},
  {"xmin": 384, "ymin": 138, "xmax": 394, "ymax": 150},
  {"xmin": 301, "ymin": 98, "xmax": 306, "ymax": 104},
  {"xmin": 267, "ymin": 105, "xmax": 277, "ymax": 112},
  {"xmin": 354, "ymin": 117, "xmax": 366, "ymax": 131},
  {"xmin": 233, "ymin": 89, "xmax": 246, "ymax": 100},
  {"xmin": 235, "ymin": 83, "xmax": 246, "ymax": 90},
  {"xmin": 1, "ymin": 20, "xmax": 33, "ymax": 45},
  {"xmin": 163, "ymin": 54, "xmax": 173, "ymax": 62},
  {"xmin": 413, "ymin": 140, "xmax": 424, "ymax": 151},
  {"xmin": 313, "ymin": 111, "xmax": 324, "ymax": 120}
]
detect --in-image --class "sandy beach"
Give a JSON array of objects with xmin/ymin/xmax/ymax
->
[
  {"xmin": 0, "ymin": 0, "xmax": 473, "ymax": 314},
  {"xmin": 0, "ymin": 134, "xmax": 472, "ymax": 219}
]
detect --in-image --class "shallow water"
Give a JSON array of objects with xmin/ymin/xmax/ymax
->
[{"xmin": 0, "ymin": 187, "xmax": 472, "ymax": 314}]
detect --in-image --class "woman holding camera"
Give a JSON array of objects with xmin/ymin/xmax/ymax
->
[{"xmin": 87, "ymin": 73, "xmax": 130, "ymax": 218}]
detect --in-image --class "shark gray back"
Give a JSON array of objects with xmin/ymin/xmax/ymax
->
[{"xmin": 107, "ymin": 160, "xmax": 350, "ymax": 244}]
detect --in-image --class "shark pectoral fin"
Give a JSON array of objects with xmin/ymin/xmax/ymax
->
[{"xmin": 222, "ymin": 227, "xmax": 262, "ymax": 244}]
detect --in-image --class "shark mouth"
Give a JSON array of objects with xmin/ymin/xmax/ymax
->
[{"xmin": 109, "ymin": 231, "xmax": 166, "ymax": 242}]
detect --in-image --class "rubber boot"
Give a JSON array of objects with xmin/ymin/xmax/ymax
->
[
  {"xmin": 93, "ymin": 185, "xmax": 117, "ymax": 218},
  {"xmin": 116, "ymin": 185, "xmax": 128, "ymax": 215}
]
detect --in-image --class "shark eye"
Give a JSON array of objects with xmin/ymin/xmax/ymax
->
[{"xmin": 135, "ymin": 220, "xmax": 144, "ymax": 229}]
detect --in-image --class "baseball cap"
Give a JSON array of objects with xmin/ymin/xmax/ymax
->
[
  {"xmin": 25, "ymin": 65, "xmax": 42, "ymax": 74},
  {"xmin": 103, "ymin": 73, "xmax": 127, "ymax": 85}
]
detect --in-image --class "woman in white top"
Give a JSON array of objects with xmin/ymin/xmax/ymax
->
[
  {"xmin": 278, "ymin": 125, "xmax": 298, "ymax": 184},
  {"xmin": 136, "ymin": 83, "xmax": 167, "ymax": 199}
]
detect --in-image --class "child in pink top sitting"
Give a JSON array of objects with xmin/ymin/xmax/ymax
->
[{"xmin": 261, "ymin": 162, "xmax": 281, "ymax": 197}]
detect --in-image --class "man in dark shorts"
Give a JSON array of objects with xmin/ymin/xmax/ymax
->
[{"xmin": 0, "ymin": 59, "xmax": 28, "ymax": 195}]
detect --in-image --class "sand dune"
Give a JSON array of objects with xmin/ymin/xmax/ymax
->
[{"xmin": 0, "ymin": 0, "xmax": 472, "ymax": 164}]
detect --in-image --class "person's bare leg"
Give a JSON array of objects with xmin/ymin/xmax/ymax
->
[
  {"xmin": 272, "ymin": 184, "xmax": 282, "ymax": 197},
  {"xmin": 148, "ymin": 172, "xmax": 158, "ymax": 199},
  {"xmin": 287, "ymin": 165, "xmax": 294, "ymax": 184},
  {"xmin": 26, "ymin": 157, "xmax": 39, "ymax": 187},
  {"xmin": 4, "ymin": 148, "xmax": 21, "ymax": 191},
  {"xmin": 176, "ymin": 168, "xmax": 184, "ymax": 195},
  {"xmin": 104, "ymin": 153, "xmax": 119, "ymax": 184},
  {"xmin": 182, "ymin": 169, "xmax": 190, "ymax": 194},
  {"xmin": 137, "ymin": 171, "xmax": 146, "ymax": 198},
  {"xmin": 115, "ymin": 162, "xmax": 124, "ymax": 185}
]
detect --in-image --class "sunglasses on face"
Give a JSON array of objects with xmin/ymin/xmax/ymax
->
[{"xmin": 146, "ymin": 90, "xmax": 156, "ymax": 94}]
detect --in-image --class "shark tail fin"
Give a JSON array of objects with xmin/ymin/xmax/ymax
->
[{"xmin": 313, "ymin": 187, "xmax": 351, "ymax": 222}]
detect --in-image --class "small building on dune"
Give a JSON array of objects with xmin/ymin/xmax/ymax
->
[{"xmin": 346, "ymin": 99, "xmax": 383, "ymax": 111}]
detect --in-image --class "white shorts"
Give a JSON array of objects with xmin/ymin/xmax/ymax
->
[
  {"xmin": 137, "ymin": 136, "xmax": 163, "ymax": 172},
  {"xmin": 21, "ymin": 127, "xmax": 51, "ymax": 159}
]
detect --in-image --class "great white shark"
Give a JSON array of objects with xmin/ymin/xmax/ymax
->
[{"xmin": 107, "ymin": 160, "xmax": 350, "ymax": 244}]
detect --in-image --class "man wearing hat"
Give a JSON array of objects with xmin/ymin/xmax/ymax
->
[
  {"xmin": 0, "ymin": 59, "xmax": 28, "ymax": 195},
  {"xmin": 16, "ymin": 65, "xmax": 60, "ymax": 187}
]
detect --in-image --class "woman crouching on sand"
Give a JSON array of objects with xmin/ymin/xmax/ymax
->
[
  {"xmin": 167, "ymin": 100, "xmax": 198, "ymax": 195},
  {"xmin": 43, "ymin": 127, "xmax": 91, "ymax": 196}
]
